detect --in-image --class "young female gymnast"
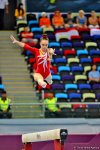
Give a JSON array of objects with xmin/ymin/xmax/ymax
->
[{"xmin": 10, "ymin": 34, "xmax": 55, "ymax": 88}]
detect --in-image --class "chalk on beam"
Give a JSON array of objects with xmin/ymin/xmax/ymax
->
[{"xmin": 22, "ymin": 129, "xmax": 61, "ymax": 143}]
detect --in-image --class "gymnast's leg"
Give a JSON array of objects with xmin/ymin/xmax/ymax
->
[{"xmin": 33, "ymin": 73, "xmax": 47, "ymax": 88}]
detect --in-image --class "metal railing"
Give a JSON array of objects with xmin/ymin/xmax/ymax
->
[{"xmin": 10, "ymin": 101, "xmax": 100, "ymax": 118}]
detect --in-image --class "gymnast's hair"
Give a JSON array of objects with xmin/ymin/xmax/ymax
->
[{"xmin": 40, "ymin": 34, "xmax": 49, "ymax": 41}]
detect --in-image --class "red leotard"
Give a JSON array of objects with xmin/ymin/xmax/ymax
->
[{"xmin": 24, "ymin": 44, "xmax": 51, "ymax": 79}]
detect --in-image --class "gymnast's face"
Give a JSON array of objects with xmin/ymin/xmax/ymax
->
[{"xmin": 40, "ymin": 39, "xmax": 49, "ymax": 52}]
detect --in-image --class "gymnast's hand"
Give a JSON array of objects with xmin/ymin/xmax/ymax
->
[
  {"xmin": 49, "ymin": 48, "xmax": 56, "ymax": 55},
  {"xmin": 10, "ymin": 35, "xmax": 25, "ymax": 48},
  {"xmin": 10, "ymin": 35, "xmax": 17, "ymax": 43}
]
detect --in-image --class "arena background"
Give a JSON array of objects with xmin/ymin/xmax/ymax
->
[
  {"xmin": 0, "ymin": 0, "xmax": 100, "ymax": 149},
  {"xmin": 26, "ymin": 0, "xmax": 100, "ymax": 12}
]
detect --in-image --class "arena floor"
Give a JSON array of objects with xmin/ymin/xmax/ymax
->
[
  {"xmin": 0, "ymin": 119, "xmax": 100, "ymax": 150},
  {"xmin": 0, "ymin": 118, "xmax": 100, "ymax": 134}
]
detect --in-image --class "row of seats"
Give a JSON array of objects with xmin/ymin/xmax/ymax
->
[
  {"xmin": 26, "ymin": 12, "xmax": 98, "ymax": 22},
  {"xmin": 18, "ymin": 26, "xmax": 100, "ymax": 45},
  {"xmin": 45, "ymin": 106, "xmax": 100, "ymax": 118},
  {"xmin": 17, "ymin": 16, "xmax": 100, "ymax": 42},
  {"xmin": 17, "ymin": 17, "xmax": 100, "ymax": 103},
  {"xmin": 26, "ymin": 13, "xmax": 100, "ymax": 30},
  {"xmin": 50, "ymin": 82, "xmax": 100, "ymax": 91}
]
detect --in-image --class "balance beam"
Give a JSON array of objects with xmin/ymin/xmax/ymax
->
[{"xmin": 22, "ymin": 129, "xmax": 68, "ymax": 150}]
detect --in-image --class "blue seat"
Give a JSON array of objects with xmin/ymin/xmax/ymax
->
[
  {"xmin": 93, "ymin": 35, "xmax": 100, "ymax": 41},
  {"xmin": 79, "ymin": 84, "xmax": 91, "ymax": 90},
  {"xmin": 58, "ymin": 66, "xmax": 70, "ymax": 73},
  {"xmin": 61, "ymin": 75, "xmax": 74, "ymax": 83},
  {"xmin": 80, "ymin": 58, "xmax": 92, "ymax": 64},
  {"xmin": 92, "ymin": 83, "xmax": 100, "ymax": 90},
  {"xmin": 79, "ymin": 84, "xmax": 91, "ymax": 93},
  {"xmin": 0, "ymin": 84, "xmax": 5, "ymax": 90},
  {"xmin": 71, "ymin": 66, "xmax": 83, "ymax": 74},
  {"xmin": 28, "ymin": 20, "xmax": 38, "ymax": 26},
  {"xmin": 73, "ymin": 42, "xmax": 84, "ymax": 49},
  {"xmin": 55, "ymin": 49, "xmax": 63, "ymax": 56},
  {"xmin": 87, "ymin": 104, "xmax": 100, "ymax": 108},
  {"xmin": 69, "ymin": 93, "xmax": 81, "ymax": 99},
  {"xmin": 51, "ymin": 83, "xmax": 64, "ymax": 90},
  {"xmin": 77, "ymin": 49, "xmax": 88, "ymax": 56},
  {"xmin": 61, "ymin": 42, "xmax": 72, "ymax": 48},
  {"xmin": 89, "ymin": 50, "xmax": 100, "ymax": 57},
  {"xmin": 46, "ymin": 33, "xmax": 56, "ymax": 42},
  {"xmin": 55, "ymin": 93, "xmax": 68, "ymax": 99},
  {"xmin": 49, "ymin": 42, "xmax": 60, "ymax": 48},
  {"xmin": 55, "ymin": 58, "xmax": 67, "ymax": 64},
  {"xmin": 65, "ymin": 84, "xmax": 77, "ymax": 92},
  {"xmin": 82, "ymin": 34, "xmax": 92, "ymax": 41},
  {"xmin": 34, "ymin": 34, "xmax": 42, "ymax": 38},
  {"xmin": 31, "ymin": 27, "xmax": 42, "ymax": 32},
  {"xmin": 52, "ymin": 75, "xmax": 61, "ymax": 83},
  {"xmin": 55, "ymin": 93, "xmax": 68, "ymax": 102}
]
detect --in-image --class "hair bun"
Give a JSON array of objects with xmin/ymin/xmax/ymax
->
[
  {"xmin": 42, "ymin": 34, "xmax": 48, "ymax": 39},
  {"xmin": 40, "ymin": 34, "xmax": 49, "ymax": 41}
]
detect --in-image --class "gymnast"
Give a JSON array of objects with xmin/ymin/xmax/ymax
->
[{"xmin": 10, "ymin": 34, "xmax": 55, "ymax": 88}]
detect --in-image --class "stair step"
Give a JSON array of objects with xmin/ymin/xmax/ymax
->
[
  {"xmin": 0, "ymin": 70, "xmax": 29, "ymax": 73},
  {"xmin": 3, "ymin": 76, "xmax": 30, "ymax": 78},
  {"xmin": 3, "ymin": 79, "xmax": 31, "ymax": 81},
  {"xmin": 0, "ymin": 63, "xmax": 26, "ymax": 66},
  {"xmin": 8, "ymin": 94, "xmax": 36, "ymax": 97},
  {"xmin": 0, "ymin": 31, "xmax": 39, "ymax": 118},
  {"xmin": 7, "ymin": 90, "xmax": 35, "ymax": 93},
  {"xmin": 0, "ymin": 58, "xmax": 25, "ymax": 60},
  {"xmin": 5, "ymin": 85, "xmax": 33, "ymax": 88},
  {"xmin": 4, "ymin": 81, "xmax": 32, "ymax": 84},
  {"xmin": 1, "ymin": 72, "xmax": 29, "ymax": 77}
]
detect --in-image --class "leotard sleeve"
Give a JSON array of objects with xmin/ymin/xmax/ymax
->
[{"xmin": 24, "ymin": 44, "xmax": 38, "ymax": 54}]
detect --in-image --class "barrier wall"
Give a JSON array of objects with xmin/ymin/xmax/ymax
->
[{"xmin": 0, "ymin": 134, "xmax": 100, "ymax": 150}]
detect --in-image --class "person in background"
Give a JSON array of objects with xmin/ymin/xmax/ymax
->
[
  {"xmin": 88, "ymin": 64, "xmax": 100, "ymax": 86},
  {"xmin": 0, "ymin": 0, "xmax": 9, "ymax": 30},
  {"xmin": 14, "ymin": 3, "xmax": 26, "ymax": 20},
  {"xmin": 52, "ymin": 10, "xmax": 64, "ymax": 29},
  {"xmin": 76, "ymin": 10, "xmax": 87, "ymax": 28},
  {"xmin": 88, "ymin": 11, "xmax": 99, "ymax": 28},
  {"xmin": 0, "ymin": 91, "xmax": 12, "ymax": 118},
  {"xmin": 44, "ymin": 93, "xmax": 61, "ymax": 118},
  {"xmin": 64, "ymin": 12, "xmax": 77, "ymax": 28},
  {"xmin": 39, "ymin": 12, "xmax": 52, "ymax": 29},
  {"xmin": 20, "ymin": 26, "xmax": 38, "ymax": 46}
]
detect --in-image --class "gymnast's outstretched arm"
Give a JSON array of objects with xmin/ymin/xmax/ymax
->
[
  {"xmin": 10, "ymin": 35, "xmax": 37, "ymax": 54},
  {"xmin": 10, "ymin": 35, "xmax": 25, "ymax": 47}
]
